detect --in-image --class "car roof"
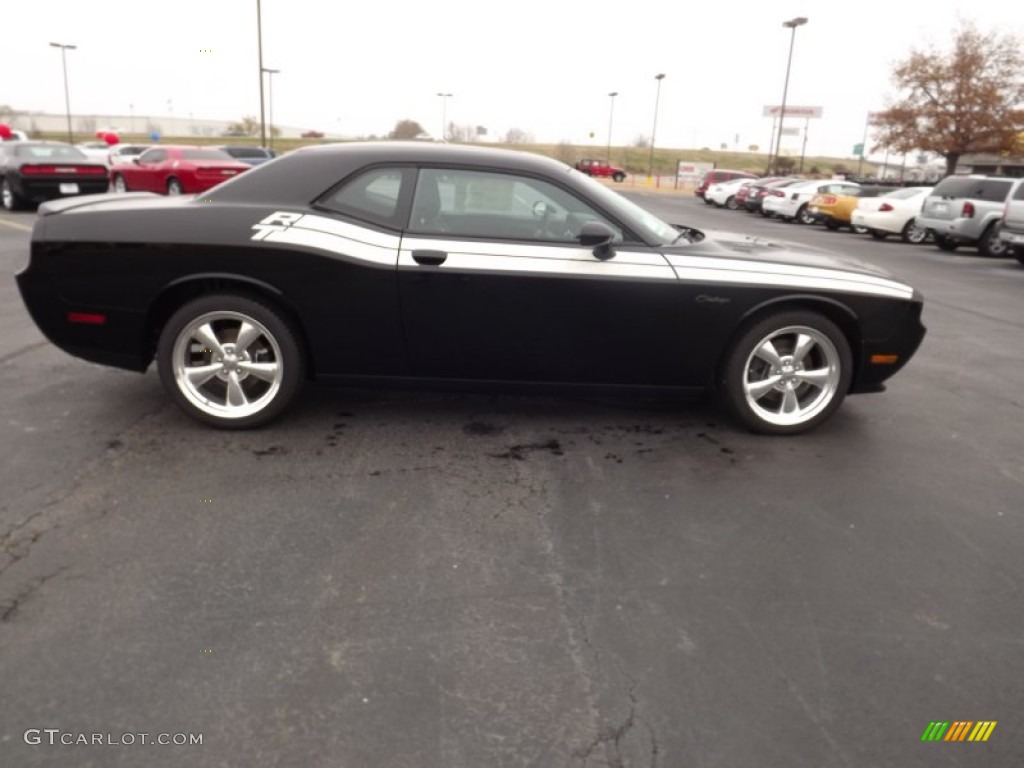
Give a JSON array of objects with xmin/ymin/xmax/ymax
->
[{"xmin": 209, "ymin": 141, "xmax": 573, "ymax": 205}]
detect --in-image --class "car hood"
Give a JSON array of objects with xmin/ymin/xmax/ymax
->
[{"xmin": 660, "ymin": 227, "xmax": 915, "ymax": 300}]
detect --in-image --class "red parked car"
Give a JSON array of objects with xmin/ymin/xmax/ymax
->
[
  {"xmin": 695, "ymin": 169, "xmax": 757, "ymax": 199},
  {"xmin": 110, "ymin": 145, "xmax": 250, "ymax": 195}
]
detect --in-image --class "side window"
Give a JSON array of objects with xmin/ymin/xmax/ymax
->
[
  {"xmin": 140, "ymin": 149, "xmax": 166, "ymax": 164},
  {"xmin": 409, "ymin": 168, "xmax": 623, "ymax": 243},
  {"xmin": 318, "ymin": 167, "xmax": 408, "ymax": 228},
  {"xmin": 978, "ymin": 180, "xmax": 1013, "ymax": 202}
]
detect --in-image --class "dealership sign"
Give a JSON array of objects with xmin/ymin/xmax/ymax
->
[{"xmin": 763, "ymin": 105, "xmax": 823, "ymax": 118}]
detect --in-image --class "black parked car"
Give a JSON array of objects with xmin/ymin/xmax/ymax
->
[
  {"xmin": 16, "ymin": 142, "xmax": 926, "ymax": 434},
  {"xmin": 1, "ymin": 141, "xmax": 109, "ymax": 211},
  {"xmin": 213, "ymin": 145, "xmax": 278, "ymax": 167}
]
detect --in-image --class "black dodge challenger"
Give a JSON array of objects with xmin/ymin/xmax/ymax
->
[{"xmin": 16, "ymin": 142, "xmax": 925, "ymax": 433}]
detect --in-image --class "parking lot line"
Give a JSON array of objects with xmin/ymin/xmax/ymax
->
[{"xmin": 0, "ymin": 217, "xmax": 32, "ymax": 232}]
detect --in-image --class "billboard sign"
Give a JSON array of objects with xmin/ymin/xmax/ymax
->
[{"xmin": 763, "ymin": 105, "xmax": 823, "ymax": 118}]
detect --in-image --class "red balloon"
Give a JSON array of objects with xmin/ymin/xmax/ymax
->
[
  {"xmin": 0, "ymin": 124, "xmax": 11, "ymax": 139},
  {"xmin": 103, "ymin": 132, "xmax": 120, "ymax": 146}
]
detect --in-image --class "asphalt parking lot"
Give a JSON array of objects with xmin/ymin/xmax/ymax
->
[{"xmin": 1, "ymin": 197, "xmax": 1022, "ymax": 767}]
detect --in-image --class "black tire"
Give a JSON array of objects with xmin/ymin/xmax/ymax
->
[
  {"xmin": 725, "ymin": 195, "xmax": 738, "ymax": 211},
  {"xmin": 869, "ymin": 230, "xmax": 888, "ymax": 240},
  {"xmin": 900, "ymin": 218, "xmax": 927, "ymax": 244},
  {"xmin": 111, "ymin": 173, "xmax": 128, "ymax": 193},
  {"xmin": 979, "ymin": 222, "xmax": 1011, "ymax": 258},
  {"xmin": 704, "ymin": 197, "xmax": 715, "ymax": 205},
  {"xmin": 824, "ymin": 219, "xmax": 841, "ymax": 231},
  {"xmin": 718, "ymin": 310, "xmax": 852, "ymax": 435},
  {"xmin": 1016, "ymin": 250, "xmax": 1024, "ymax": 267},
  {"xmin": 760, "ymin": 208, "xmax": 774, "ymax": 218},
  {"xmin": 167, "ymin": 177, "xmax": 184, "ymax": 196},
  {"xmin": 157, "ymin": 294, "xmax": 305, "ymax": 429},
  {"xmin": 796, "ymin": 204, "xmax": 815, "ymax": 225},
  {"xmin": 1, "ymin": 177, "xmax": 25, "ymax": 211},
  {"xmin": 934, "ymin": 235, "xmax": 959, "ymax": 251},
  {"xmin": 612, "ymin": 172, "xmax": 625, "ymax": 183}
]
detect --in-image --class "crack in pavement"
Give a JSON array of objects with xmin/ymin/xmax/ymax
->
[
  {"xmin": 573, "ymin": 682, "xmax": 659, "ymax": 768},
  {"xmin": 0, "ymin": 567, "xmax": 69, "ymax": 622}
]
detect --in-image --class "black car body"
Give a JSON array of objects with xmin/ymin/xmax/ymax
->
[
  {"xmin": 743, "ymin": 178, "xmax": 799, "ymax": 214},
  {"xmin": 16, "ymin": 142, "xmax": 926, "ymax": 434},
  {"xmin": 1, "ymin": 141, "xmax": 109, "ymax": 211}
]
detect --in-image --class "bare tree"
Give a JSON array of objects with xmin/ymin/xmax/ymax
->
[
  {"xmin": 389, "ymin": 119, "xmax": 427, "ymax": 140},
  {"xmin": 632, "ymin": 134, "xmax": 650, "ymax": 148},
  {"xmin": 872, "ymin": 22, "xmax": 1024, "ymax": 175}
]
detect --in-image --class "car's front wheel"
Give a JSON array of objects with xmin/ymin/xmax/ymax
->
[
  {"xmin": 725, "ymin": 195, "xmax": 739, "ymax": 211},
  {"xmin": 719, "ymin": 311, "xmax": 852, "ymax": 435},
  {"xmin": 979, "ymin": 223, "xmax": 1011, "ymax": 257},
  {"xmin": 901, "ymin": 218, "xmax": 927, "ymax": 244},
  {"xmin": 157, "ymin": 295, "xmax": 304, "ymax": 428},
  {"xmin": 612, "ymin": 172, "xmax": 625, "ymax": 183},
  {"xmin": 167, "ymin": 178, "xmax": 184, "ymax": 195},
  {"xmin": 852, "ymin": 224, "xmax": 869, "ymax": 235},
  {"xmin": 111, "ymin": 174, "xmax": 127, "ymax": 193}
]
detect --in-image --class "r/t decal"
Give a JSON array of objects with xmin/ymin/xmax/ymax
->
[{"xmin": 251, "ymin": 211, "xmax": 304, "ymax": 240}]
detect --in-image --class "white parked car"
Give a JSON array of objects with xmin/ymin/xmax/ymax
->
[
  {"xmin": 763, "ymin": 179, "xmax": 860, "ymax": 224},
  {"xmin": 75, "ymin": 142, "xmax": 113, "ymax": 167},
  {"xmin": 706, "ymin": 178, "xmax": 754, "ymax": 209},
  {"xmin": 851, "ymin": 187, "xmax": 934, "ymax": 244},
  {"xmin": 108, "ymin": 144, "xmax": 151, "ymax": 167}
]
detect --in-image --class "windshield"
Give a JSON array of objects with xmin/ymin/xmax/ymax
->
[
  {"xmin": 568, "ymin": 168, "xmax": 680, "ymax": 244},
  {"xmin": 15, "ymin": 144, "xmax": 88, "ymax": 160}
]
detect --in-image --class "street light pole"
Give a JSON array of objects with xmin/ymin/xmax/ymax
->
[
  {"xmin": 647, "ymin": 74, "xmax": 665, "ymax": 178},
  {"xmin": 256, "ymin": 0, "xmax": 267, "ymax": 148},
  {"xmin": 606, "ymin": 91, "xmax": 618, "ymax": 162},
  {"xmin": 262, "ymin": 68, "xmax": 280, "ymax": 150},
  {"xmin": 49, "ymin": 42, "xmax": 77, "ymax": 145},
  {"xmin": 437, "ymin": 93, "xmax": 452, "ymax": 141},
  {"xmin": 771, "ymin": 17, "xmax": 808, "ymax": 175}
]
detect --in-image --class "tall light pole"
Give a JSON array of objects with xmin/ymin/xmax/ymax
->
[
  {"xmin": 647, "ymin": 73, "xmax": 665, "ymax": 178},
  {"xmin": 262, "ymin": 68, "xmax": 280, "ymax": 150},
  {"xmin": 771, "ymin": 16, "xmax": 808, "ymax": 175},
  {"xmin": 437, "ymin": 93, "xmax": 452, "ymax": 141},
  {"xmin": 606, "ymin": 91, "xmax": 618, "ymax": 162},
  {"xmin": 256, "ymin": 0, "xmax": 267, "ymax": 148},
  {"xmin": 49, "ymin": 42, "xmax": 76, "ymax": 145}
]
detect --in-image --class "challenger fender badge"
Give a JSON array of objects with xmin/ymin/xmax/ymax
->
[{"xmin": 251, "ymin": 211, "xmax": 303, "ymax": 240}]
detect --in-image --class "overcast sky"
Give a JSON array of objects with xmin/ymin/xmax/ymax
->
[{"xmin": 4, "ymin": 1, "xmax": 1020, "ymax": 159}]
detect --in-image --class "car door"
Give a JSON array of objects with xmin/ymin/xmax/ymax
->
[
  {"xmin": 130, "ymin": 148, "xmax": 167, "ymax": 192},
  {"xmin": 396, "ymin": 167, "xmax": 683, "ymax": 385}
]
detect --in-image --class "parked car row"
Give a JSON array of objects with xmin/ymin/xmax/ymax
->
[{"xmin": 703, "ymin": 173, "xmax": 1023, "ymax": 264}]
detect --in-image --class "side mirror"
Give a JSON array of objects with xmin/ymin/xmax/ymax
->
[{"xmin": 578, "ymin": 221, "xmax": 616, "ymax": 260}]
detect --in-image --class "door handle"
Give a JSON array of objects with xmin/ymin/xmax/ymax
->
[{"xmin": 412, "ymin": 250, "xmax": 447, "ymax": 266}]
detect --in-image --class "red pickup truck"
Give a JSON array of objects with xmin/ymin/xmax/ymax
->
[{"xmin": 575, "ymin": 158, "xmax": 627, "ymax": 182}]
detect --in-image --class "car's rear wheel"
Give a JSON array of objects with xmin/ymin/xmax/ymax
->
[
  {"xmin": 157, "ymin": 295, "xmax": 304, "ymax": 428},
  {"xmin": 111, "ymin": 174, "xmax": 127, "ymax": 193},
  {"xmin": 725, "ymin": 195, "xmax": 739, "ymax": 211},
  {"xmin": 167, "ymin": 178, "xmax": 183, "ymax": 195},
  {"xmin": 1, "ymin": 178, "xmax": 25, "ymax": 211},
  {"xmin": 979, "ymin": 223, "xmax": 1010, "ymax": 257},
  {"xmin": 934, "ymin": 235, "xmax": 959, "ymax": 251},
  {"xmin": 719, "ymin": 310, "xmax": 852, "ymax": 435},
  {"xmin": 796, "ymin": 204, "xmax": 815, "ymax": 225},
  {"xmin": 612, "ymin": 172, "xmax": 625, "ymax": 183},
  {"xmin": 900, "ymin": 218, "xmax": 927, "ymax": 244},
  {"xmin": 852, "ymin": 224, "xmax": 869, "ymax": 235},
  {"xmin": 869, "ymin": 229, "xmax": 888, "ymax": 240}
]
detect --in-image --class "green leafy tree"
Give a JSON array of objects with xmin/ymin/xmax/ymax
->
[{"xmin": 873, "ymin": 23, "xmax": 1024, "ymax": 175}]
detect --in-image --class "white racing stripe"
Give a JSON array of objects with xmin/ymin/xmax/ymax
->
[{"xmin": 665, "ymin": 254, "xmax": 915, "ymax": 299}]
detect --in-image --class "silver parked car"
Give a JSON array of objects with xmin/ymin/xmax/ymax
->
[
  {"xmin": 916, "ymin": 175, "xmax": 1015, "ymax": 257},
  {"xmin": 997, "ymin": 178, "xmax": 1024, "ymax": 265}
]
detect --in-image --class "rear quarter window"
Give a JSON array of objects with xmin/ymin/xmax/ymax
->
[
  {"xmin": 1014, "ymin": 182, "xmax": 1024, "ymax": 201},
  {"xmin": 931, "ymin": 177, "xmax": 1012, "ymax": 201}
]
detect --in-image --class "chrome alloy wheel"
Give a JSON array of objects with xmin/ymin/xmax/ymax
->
[
  {"xmin": 742, "ymin": 325, "xmax": 842, "ymax": 428},
  {"xmin": 171, "ymin": 311, "xmax": 284, "ymax": 420}
]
